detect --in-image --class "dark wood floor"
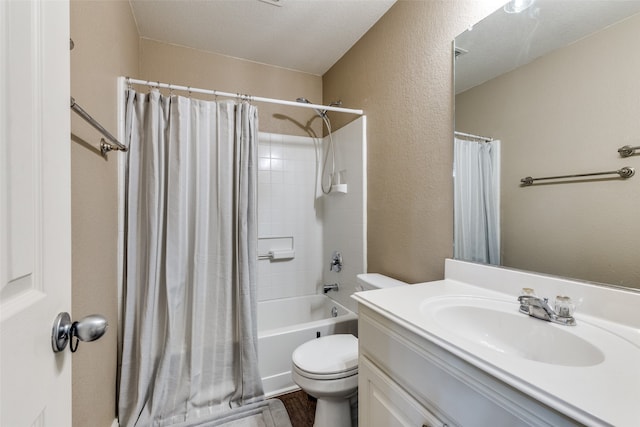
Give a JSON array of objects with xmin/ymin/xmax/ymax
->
[{"xmin": 277, "ymin": 390, "xmax": 316, "ymax": 427}]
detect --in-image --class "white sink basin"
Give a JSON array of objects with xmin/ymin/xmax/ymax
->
[{"xmin": 420, "ymin": 296, "xmax": 605, "ymax": 367}]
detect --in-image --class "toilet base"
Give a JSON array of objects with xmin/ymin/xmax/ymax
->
[{"xmin": 314, "ymin": 396, "xmax": 352, "ymax": 427}]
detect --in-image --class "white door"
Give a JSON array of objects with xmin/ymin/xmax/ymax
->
[{"xmin": 0, "ymin": 1, "xmax": 72, "ymax": 426}]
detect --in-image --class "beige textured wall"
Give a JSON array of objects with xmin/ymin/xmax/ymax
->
[
  {"xmin": 456, "ymin": 13, "xmax": 640, "ymax": 288},
  {"xmin": 138, "ymin": 39, "xmax": 323, "ymax": 137},
  {"xmin": 323, "ymin": 0, "xmax": 504, "ymax": 283},
  {"xmin": 70, "ymin": 1, "xmax": 139, "ymax": 426}
]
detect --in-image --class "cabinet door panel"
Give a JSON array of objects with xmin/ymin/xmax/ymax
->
[{"xmin": 360, "ymin": 356, "xmax": 451, "ymax": 427}]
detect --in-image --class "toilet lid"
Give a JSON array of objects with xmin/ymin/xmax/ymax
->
[{"xmin": 292, "ymin": 334, "xmax": 358, "ymax": 376}]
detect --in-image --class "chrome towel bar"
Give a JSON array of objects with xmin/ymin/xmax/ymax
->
[
  {"xmin": 618, "ymin": 145, "xmax": 640, "ymax": 157},
  {"xmin": 70, "ymin": 97, "xmax": 127, "ymax": 156},
  {"xmin": 521, "ymin": 167, "xmax": 635, "ymax": 186}
]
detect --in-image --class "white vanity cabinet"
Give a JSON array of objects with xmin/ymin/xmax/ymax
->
[{"xmin": 357, "ymin": 306, "xmax": 581, "ymax": 427}]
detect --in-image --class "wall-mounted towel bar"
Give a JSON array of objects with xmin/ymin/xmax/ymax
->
[
  {"xmin": 618, "ymin": 145, "xmax": 640, "ymax": 157},
  {"xmin": 521, "ymin": 167, "xmax": 635, "ymax": 186},
  {"xmin": 454, "ymin": 130, "xmax": 494, "ymax": 142},
  {"xmin": 70, "ymin": 97, "xmax": 127, "ymax": 156}
]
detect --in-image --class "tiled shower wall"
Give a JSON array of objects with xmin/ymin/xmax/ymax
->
[
  {"xmin": 257, "ymin": 117, "xmax": 366, "ymax": 304},
  {"xmin": 257, "ymin": 132, "xmax": 324, "ymax": 301}
]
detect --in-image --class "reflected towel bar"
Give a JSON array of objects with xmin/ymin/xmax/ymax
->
[
  {"xmin": 618, "ymin": 145, "xmax": 640, "ymax": 157},
  {"xmin": 70, "ymin": 97, "xmax": 127, "ymax": 155},
  {"xmin": 454, "ymin": 130, "xmax": 494, "ymax": 142},
  {"xmin": 521, "ymin": 167, "xmax": 635, "ymax": 186}
]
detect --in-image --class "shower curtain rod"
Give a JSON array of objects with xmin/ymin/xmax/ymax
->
[
  {"xmin": 455, "ymin": 131, "xmax": 494, "ymax": 142},
  {"xmin": 125, "ymin": 77, "xmax": 364, "ymax": 116}
]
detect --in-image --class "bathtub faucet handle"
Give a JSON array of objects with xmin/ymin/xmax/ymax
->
[{"xmin": 329, "ymin": 251, "xmax": 343, "ymax": 272}]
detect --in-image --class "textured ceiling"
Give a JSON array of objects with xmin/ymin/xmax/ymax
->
[
  {"xmin": 455, "ymin": 0, "xmax": 640, "ymax": 93},
  {"xmin": 129, "ymin": 0, "xmax": 396, "ymax": 76}
]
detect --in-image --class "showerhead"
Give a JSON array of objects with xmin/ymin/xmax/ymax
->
[
  {"xmin": 296, "ymin": 97, "xmax": 326, "ymax": 119},
  {"xmin": 296, "ymin": 97, "xmax": 340, "ymax": 195}
]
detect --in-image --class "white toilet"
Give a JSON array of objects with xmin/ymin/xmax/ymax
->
[{"xmin": 291, "ymin": 273, "xmax": 407, "ymax": 427}]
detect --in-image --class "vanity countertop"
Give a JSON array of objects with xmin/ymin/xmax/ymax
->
[{"xmin": 353, "ymin": 260, "xmax": 640, "ymax": 427}]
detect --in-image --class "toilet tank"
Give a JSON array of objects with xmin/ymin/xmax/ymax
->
[{"xmin": 356, "ymin": 273, "xmax": 407, "ymax": 291}]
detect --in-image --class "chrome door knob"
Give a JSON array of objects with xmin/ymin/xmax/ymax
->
[
  {"xmin": 51, "ymin": 312, "xmax": 108, "ymax": 353},
  {"xmin": 73, "ymin": 314, "xmax": 108, "ymax": 342}
]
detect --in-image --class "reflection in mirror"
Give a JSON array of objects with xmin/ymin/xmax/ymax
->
[{"xmin": 454, "ymin": 0, "xmax": 640, "ymax": 290}]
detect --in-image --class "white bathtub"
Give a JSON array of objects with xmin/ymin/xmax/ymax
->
[{"xmin": 257, "ymin": 294, "xmax": 358, "ymax": 397}]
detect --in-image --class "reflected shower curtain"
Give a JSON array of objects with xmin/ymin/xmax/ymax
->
[
  {"xmin": 119, "ymin": 90, "xmax": 263, "ymax": 427},
  {"xmin": 454, "ymin": 137, "xmax": 501, "ymax": 265}
]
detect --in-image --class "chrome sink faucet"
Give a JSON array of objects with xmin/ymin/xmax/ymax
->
[{"xmin": 518, "ymin": 293, "xmax": 576, "ymax": 326}]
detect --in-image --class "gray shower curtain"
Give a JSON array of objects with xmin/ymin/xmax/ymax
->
[
  {"xmin": 119, "ymin": 90, "xmax": 264, "ymax": 427},
  {"xmin": 453, "ymin": 137, "xmax": 501, "ymax": 265}
]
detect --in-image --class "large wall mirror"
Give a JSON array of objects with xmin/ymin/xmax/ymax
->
[{"xmin": 454, "ymin": 0, "xmax": 640, "ymax": 290}]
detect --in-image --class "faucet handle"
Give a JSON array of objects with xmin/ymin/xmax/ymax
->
[
  {"xmin": 554, "ymin": 296, "xmax": 575, "ymax": 318},
  {"xmin": 520, "ymin": 287, "xmax": 536, "ymax": 297},
  {"xmin": 329, "ymin": 251, "xmax": 343, "ymax": 272}
]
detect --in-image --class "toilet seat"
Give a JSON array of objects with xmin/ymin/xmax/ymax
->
[
  {"xmin": 293, "ymin": 363, "xmax": 358, "ymax": 380},
  {"xmin": 292, "ymin": 334, "xmax": 358, "ymax": 380}
]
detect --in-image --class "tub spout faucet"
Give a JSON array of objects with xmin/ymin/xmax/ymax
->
[
  {"xmin": 323, "ymin": 283, "xmax": 339, "ymax": 293},
  {"xmin": 517, "ymin": 295, "xmax": 576, "ymax": 326}
]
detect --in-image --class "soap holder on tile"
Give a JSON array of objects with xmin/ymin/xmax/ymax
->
[
  {"xmin": 330, "ymin": 184, "xmax": 348, "ymax": 193},
  {"xmin": 267, "ymin": 249, "xmax": 295, "ymax": 260},
  {"xmin": 258, "ymin": 236, "xmax": 295, "ymax": 261}
]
